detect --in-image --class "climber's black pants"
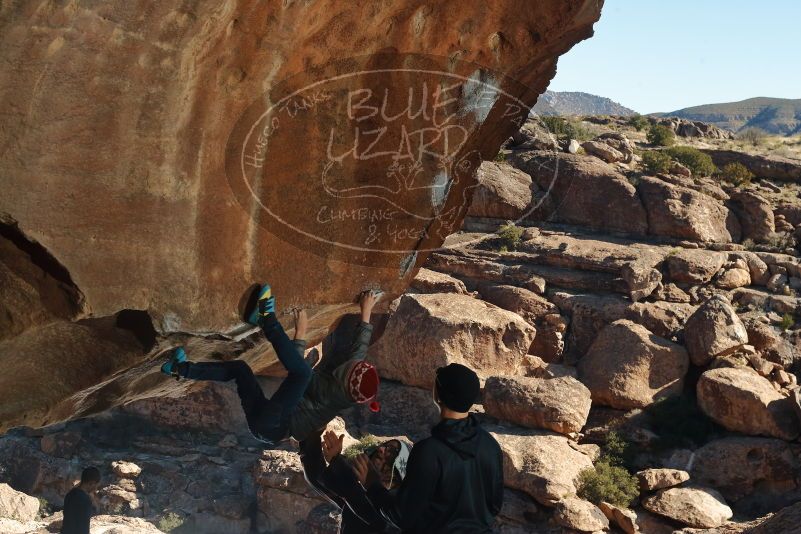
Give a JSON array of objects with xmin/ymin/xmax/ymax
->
[{"xmin": 184, "ymin": 314, "xmax": 312, "ymax": 442}]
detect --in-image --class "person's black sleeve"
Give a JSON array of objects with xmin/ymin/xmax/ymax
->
[
  {"xmin": 490, "ymin": 443, "xmax": 504, "ymax": 516},
  {"xmin": 324, "ymin": 456, "xmax": 389, "ymax": 530},
  {"xmin": 366, "ymin": 441, "xmax": 439, "ymax": 529},
  {"xmin": 79, "ymin": 492, "xmax": 93, "ymax": 533},
  {"xmin": 346, "ymin": 321, "xmax": 373, "ymax": 361},
  {"xmin": 299, "ymin": 434, "xmax": 344, "ymax": 507}
]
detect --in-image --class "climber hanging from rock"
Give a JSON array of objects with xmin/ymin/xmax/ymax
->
[
  {"xmin": 160, "ymin": 284, "xmax": 382, "ymax": 445},
  {"xmin": 299, "ymin": 428, "xmax": 410, "ymax": 533}
]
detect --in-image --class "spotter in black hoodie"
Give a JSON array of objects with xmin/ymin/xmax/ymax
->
[{"xmin": 366, "ymin": 414, "xmax": 504, "ymax": 533}]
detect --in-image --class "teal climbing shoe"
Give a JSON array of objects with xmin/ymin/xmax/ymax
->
[
  {"xmin": 245, "ymin": 284, "xmax": 275, "ymax": 326},
  {"xmin": 160, "ymin": 347, "xmax": 187, "ymax": 379}
]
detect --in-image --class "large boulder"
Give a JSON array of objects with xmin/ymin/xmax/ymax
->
[
  {"xmin": 0, "ymin": 1, "xmax": 603, "ymax": 430},
  {"xmin": 697, "ymin": 367, "xmax": 800, "ymax": 440},
  {"xmin": 636, "ymin": 469, "xmax": 690, "ymax": 491},
  {"xmin": 729, "ymin": 190, "xmax": 776, "ymax": 243},
  {"xmin": 692, "ymin": 437, "xmax": 800, "ymax": 506},
  {"xmin": 642, "ymin": 486, "xmax": 733, "ymax": 528},
  {"xmin": 581, "ymin": 140, "xmax": 625, "ymax": 163},
  {"xmin": 467, "ymin": 162, "xmax": 534, "ymax": 220},
  {"xmin": 487, "ymin": 426, "xmax": 594, "ymax": 506},
  {"xmin": 553, "ymin": 497, "xmax": 609, "ymax": 532},
  {"xmin": 577, "ymin": 320, "xmax": 689, "ymax": 409},
  {"xmin": 638, "ymin": 177, "xmax": 735, "ymax": 243},
  {"xmin": 0, "ymin": 483, "xmax": 39, "ymax": 522},
  {"xmin": 254, "ymin": 450, "xmax": 325, "ymax": 532},
  {"xmin": 508, "ymin": 152, "xmax": 649, "ymax": 235},
  {"xmin": 509, "ymin": 118, "xmax": 559, "ymax": 151},
  {"xmin": 665, "ymin": 249, "xmax": 726, "ymax": 284},
  {"xmin": 684, "ymin": 295, "xmax": 748, "ymax": 366},
  {"xmin": 477, "ymin": 284, "xmax": 558, "ymax": 322},
  {"xmin": 370, "ymin": 294, "xmax": 535, "ymax": 388},
  {"xmin": 409, "ymin": 268, "xmax": 469, "ymax": 295},
  {"xmin": 477, "ymin": 283, "xmax": 565, "ymax": 362},
  {"xmin": 483, "ymin": 375, "xmax": 591, "ymax": 435},
  {"xmin": 621, "ymin": 260, "xmax": 662, "ymax": 302}
]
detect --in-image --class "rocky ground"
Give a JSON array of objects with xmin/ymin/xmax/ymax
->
[{"xmin": 3, "ymin": 116, "xmax": 801, "ymax": 533}]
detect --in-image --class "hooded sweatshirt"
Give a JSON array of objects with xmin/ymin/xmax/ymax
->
[
  {"xmin": 366, "ymin": 415, "xmax": 504, "ymax": 533},
  {"xmin": 289, "ymin": 321, "xmax": 373, "ymax": 442}
]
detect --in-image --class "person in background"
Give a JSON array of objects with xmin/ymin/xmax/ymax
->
[
  {"xmin": 352, "ymin": 363, "xmax": 504, "ymax": 533},
  {"xmin": 301, "ymin": 429, "xmax": 410, "ymax": 533},
  {"xmin": 61, "ymin": 466, "xmax": 100, "ymax": 534}
]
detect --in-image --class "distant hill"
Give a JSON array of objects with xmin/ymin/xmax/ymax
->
[
  {"xmin": 532, "ymin": 91, "xmax": 637, "ymax": 117},
  {"xmin": 658, "ymin": 97, "xmax": 801, "ymax": 136}
]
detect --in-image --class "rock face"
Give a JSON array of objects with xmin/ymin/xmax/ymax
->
[
  {"xmin": 553, "ymin": 497, "xmax": 609, "ymax": 532},
  {"xmin": 409, "ymin": 268, "xmax": 470, "ymax": 295},
  {"xmin": 684, "ymin": 295, "xmax": 749, "ymax": 366},
  {"xmin": 577, "ymin": 320, "xmax": 689, "ymax": 409},
  {"xmin": 468, "ymin": 162, "xmax": 534, "ymax": 220},
  {"xmin": 642, "ymin": 486, "xmax": 733, "ymax": 528},
  {"xmin": 637, "ymin": 177, "xmax": 735, "ymax": 243},
  {"xmin": 637, "ymin": 469, "xmax": 690, "ymax": 491},
  {"xmin": 0, "ymin": 1, "xmax": 603, "ymax": 430},
  {"xmin": 483, "ymin": 375, "xmax": 591, "ymax": 434},
  {"xmin": 254, "ymin": 450, "xmax": 326, "ymax": 533},
  {"xmin": 487, "ymin": 426, "xmax": 594, "ymax": 506},
  {"xmin": 697, "ymin": 367, "xmax": 801, "ymax": 440},
  {"xmin": 692, "ymin": 437, "xmax": 801, "ymax": 507},
  {"xmin": 665, "ymin": 249, "xmax": 726, "ymax": 284},
  {"xmin": 701, "ymin": 149, "xmax": 801, "ymax": 182},
  {"xmin": 508, "ymin": 152, "xmax": 649, "ymax": 235},
  {"xmin": 729, "ymin": 190, "xmax": 776, "ymax": 243},
  {"xmin": 370, "ymin": 293, "xmax": 535, "ymax": 388},
  {"xmin": 0, "ymin": 483, "xmax": 39, "ymax": 522}
]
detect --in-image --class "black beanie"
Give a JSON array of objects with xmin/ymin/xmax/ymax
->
[{"xmin": 435, "ymin": 363, "xmax": 480, "ymax": 412}]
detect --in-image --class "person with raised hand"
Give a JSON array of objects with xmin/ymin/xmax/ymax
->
[
  {"xmin": 352, "ymin": 363, "xmax": 504, "ymax": 533},
  {"xmin": 160, "ymin": 284, "xmax": 382, "ymax": 445}
]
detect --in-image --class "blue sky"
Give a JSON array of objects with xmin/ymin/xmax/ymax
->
[{"xmin": 547, "ymin": 1, "xmax": 801, "ymax": 113}]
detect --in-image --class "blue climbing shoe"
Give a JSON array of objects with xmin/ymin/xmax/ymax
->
[
  {"xmin": 160, "ymin": 347, "xmax": 187, "ymax": 379},
  {"xmin": 245, "ymin": 284, "xmax": 275, "ymax": 326}
]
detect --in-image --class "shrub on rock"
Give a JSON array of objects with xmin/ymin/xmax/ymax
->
[
  {"xmin": 577, "ymin": 460, "xmax": 639, "ymax": 508},
  {"xmin": 642, "ymin": 150, "xmax": 672, "ymax": 174},
  {"xmin": 647, "ymin": 124, "xmax": 676, "ymax": 147},
  {"xmin": 665, "ymin": 146, "xmax": 718, "ymax": 177},
  {"xmin": 719, "ymin": 161, "xmax": 754, "ymax": 187}
]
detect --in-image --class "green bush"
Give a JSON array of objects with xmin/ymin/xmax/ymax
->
[
  {"xmin": 665, "ymin": 146, "xmax": 718, "ymax": 177},
  {"xmin": 343, "ymin": 434, "xmax": 383, "ymax": 459},
  {"xmin": 781, "ymin": 313, "xmax": 795, "ymax": 331},
  {"xmin": 577, "ymin": 459, "xmax": 640, "ymax": 507},
  {"xmin": 540, "ymin": 116, "xmax": 595, "ymax": 141},
  {"xmin": 158, "ymin": 513, "xmax": 184, "ymax": 533},
  {"xmin": 641, "ymin": 150, "xmax": 672, "ymax": 174},
  {"xmin": 646, "ymin": 124, "xmax": 676, "ymax": 147},
  {"xmin": 494, "ymin": 151, "xmax": 507, "ymax": 162},
  {"xmin": 718, "ymin": 162, "xmax": 754, "ymax": 186},
  {"xmin": 766, "ymin": 232, "xmax": 796, "ymax": 250},
  {"xmin": 646, "ymin": 395, "xmax": 719, "ymax": 448},
  {"xmin": 738, "ymin": 127, "xmax": 766, "ymax": 147},
  {"xmin": 627, "ymin": 114, "xmax": 650, "ymax": 131},
  {"xmin": 497, "ymin": 222, "xmax": 524, "ymax": 251}
]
